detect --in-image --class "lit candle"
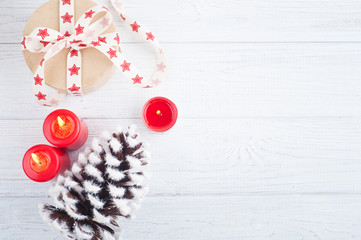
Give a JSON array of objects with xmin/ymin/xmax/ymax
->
[
  {"xmin": 43, "ymin": 109, "xmax": 88, "ymax": 150},
  {"xmin": 142, "ymin": 97, "xmax": 178, "ymax": 132},
  {"xmin": 22, "ymin": 144, "xmax": 70, "ymax": 182}
]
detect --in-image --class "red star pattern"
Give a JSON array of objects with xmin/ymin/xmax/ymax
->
[
  {"xmin": 68, "ymin": 64, "xmax": 80, "ymax": 76},
  {"xmin": 130, "ymin": 21, "xmax": 140, "ymax": 32},
  {"xmin": 79, "ymin": 43, "xmax": 87, "ymax": 48},
  {"xmin": 37, "ymin": 29, "xmax": 49, "ymax": 40},
  {"xmin": 62, "ymin": 0, "xmax": 71, "ymax": 5},
  {"xmin": 69, "ymin": 39, "xmax": 82, "ymax": 44},
  {"xmin": 91, "ymin": 41, "xmax": 100, "ymax": 47},
  {"xmin": 75, "ymin": 24, "xmax": 84, "ymax": 35},
  {"xmin": 61, "ymin": 12, "xmax": 73, "ymax": 23},
  {"xmin": 68, "ymin": 84, "xmax": 81, "ymax": 92},
  {"xmin": 70, "ymin": 49, "xmax": 78, "ymax": 57},
  {"xmin": 40, "ymin": 40, "xmax": 49, "ymax": 47},
  {"xmin": 107, "ymin": 48, "xmax": 117, "ymax": 59},
  {"xmin": 57, "ymin": 35, "xmax": 65, "ymax": 41},
  {"xmin": 146, "ymin": 32, "xmax": 155, "ymax": 41},
  {"xmin": 114, "ymin": 33, "xmax": 120, "ymax": 45},
  {"xmin": 120, "ymin": 60, "xmax": 131, "ymax": 72},
  {"xmin": 64, "ymin": 31, "xmax": 71, "ymax": 37},
  {"xmin": 85, "ymin": 9, "xmax": 95, "ymax": 18},
  {"xmin": 40, "ymin": 58, "xmax": 45, "ymax": 66},
  {"xmin": 121, "ymin": 14, "xmax": 126, "ymax": 21},
  {"xmin": 132, "ymin": 74, "xmax": 143, "ymax": 84},
  {"xmin": 157, "ymin": 62, "xmax": 166, "ymax": 72},
  {"xmin": 34, "ymin": 74, "xmax": 43, "ymax": 85},
  {"xmin": 35, "ymin": 92, "xmax": 46, "ymax": 100},
  {"xmin": 21, "ymin": 37, "xmax": 26, "ymax": 49},
  {"xmin": 98, "ymin": 36, "xmax": 107, "ymax": 43}
]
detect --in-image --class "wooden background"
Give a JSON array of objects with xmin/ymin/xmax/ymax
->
[{"xmin": 1, "ymin": 0, "xmax": 361, "ymax": 239}]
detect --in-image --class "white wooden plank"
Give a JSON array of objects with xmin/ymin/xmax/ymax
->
[
  {"xmin": 1, "ymin": 43, "xmax": 361, "ymax": 119},
  {"xmin": 1, "ymin": 195, "xmax": 361, "ymax": 239},
  {"xmin": 1, "ymin": 118, "xmax": 361, "ymax": 197},
  {"xmin": 3, "ymin": 0, "xmax": 361, "ymax": 43}
]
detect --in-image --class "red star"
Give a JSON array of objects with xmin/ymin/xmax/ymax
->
[
  {"xmin": 70, "ymin": 49, "xmax": 78, "ymax": 57},
  {"xmin": 34, "ymin": 74, "xmax": 43, "ymax": 85},
  {"xmin": 130, "ymin": 21, "xmax": 140, "ymax": 32},
  {"xmin": 62, "ymin": 0, "xmax": 71, "ymax": 5},
  {"xmin": 40, "ymin": 40, "xmax": 49, "ymax": 47},
  {"xmin": 64, "ymin": 31, "xmax": 71, "ymax": 37},
  {"xmin": 132, "ymin": 74, "xmax": 143, "ymax": 84},
  {"xmin": 57, "ymin": 35, "xmax": 65, "ymax": 41},
  {"xmin": 98, "ymin": 36, "xmax": 107, "ymax": 43},
  {"xmin": 68, "ymin": 64, "xmax": 80, "ymax": 76},
  {"xmin": 37, "ymin": 29, "xmax": 49, "ymax": 40},
  {"xmin": 61, "ymin": 12, "xmax": 73, "ymax": 23},
  {"xmin": 121, "ymin": 14, "xmax": 126, "ymax": 21},
  {"xmin": 85, "ymin": 9, "xmax": 95, "ymax": 18},
  {"xmin": 79, "ymin": 43, "xmax": 87, "ymax": 48},
  {"xmin": 40, "ymin": 58, "xmax": 45, "ymax": 66},
  {"xmin": 114, "ymin": 33, "xmax": 120, "ymax": 45},
  {"xmin": 21, "ymin": 37, "xmax": 26, "ymax": 49},
  {"xmin": 68, "ymin": 84, "xmax": 81, "ymax": 92},
  {"xmin": 157, "ymin": 62, "xmax": 166, "ymax": 72},
  {"xmin": 107, "ymin": 48, "xmax": 117, "ymax": 59},
  {"xmin": 120, "ymin": 60, "xmax": 131, "ymax": 72},
  {"xmin": 69, "ymin": 39, "xmax": 82, "ymax": 44},
  {"xmin": 75, "ymin": 24, "xmax": 84, "ymax": 35},
  {"xmin": 146, "ymin": 32, "xmax": 155, "ymax": 41},
  {"xmin": 91, "ymin": 41, "xmax": 100, "ymax": 47},
  {"xmin": 35, "ymin": 92, "xmax": 46, "ymax": 100}
]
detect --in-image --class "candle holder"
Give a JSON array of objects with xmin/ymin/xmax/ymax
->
[
  {"xmin": 43, "ymin": 109, "xmax": 88, "ymax": 150},
  {"xmin": 22, "ymin": 144, "xmax": 70, "ymax": 182},
  {"xmin": 142, "ymin": 97, "xmax": 178, "ymax": 132}
]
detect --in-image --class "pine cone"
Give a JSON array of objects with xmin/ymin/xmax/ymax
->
[{"xmin": 39, "ymin": 126, "xmax": 150, "ymax": 240}]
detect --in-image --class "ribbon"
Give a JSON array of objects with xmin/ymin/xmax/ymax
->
[{"xmin": 21, "ymin": 0, "xmax": 166, "ymax": 107}]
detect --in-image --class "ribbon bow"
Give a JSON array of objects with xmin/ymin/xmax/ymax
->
[{"xmin": 21, "ymin": 0, "xmax": 166, "ymax": 107}]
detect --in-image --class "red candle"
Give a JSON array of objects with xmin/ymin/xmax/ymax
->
[
  {"xmin": 142, "ymin": 97, "xmax": 178, "ymax": 132},
  {"xmin": 22, "ymin": 144, "xmax": 70, "ymax": 182},
  {"xmin": 43, "ymin": 109, "xmax": 88, "ymax": 150}
]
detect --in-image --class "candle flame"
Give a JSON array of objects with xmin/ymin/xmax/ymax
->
[
  {"xmin": 156, "ymin": 110, "xmax": 162, "ymax": 116},
  {"xmin": 57, "ymin": 116, "xmax": 66, "ymax": 127},
  {"xmin": 31, "ymin": 153, "xmax": 40, "ymax": 164}
]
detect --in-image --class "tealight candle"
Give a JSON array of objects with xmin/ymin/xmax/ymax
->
[
  {"xmin": 43, "ymin": 109, "xmax": 88, "ymax": 150},
  {"xmin": 142, "ymin": 97, "xmax": 178, "ymax": 132},
  {"xmin": 22, "ymin": 144, "xmax": 70, "ymax": 182}
]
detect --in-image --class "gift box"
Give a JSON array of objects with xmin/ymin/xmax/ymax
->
[
  {"xmin": 23, "ymin": 0, "xmax": 118, "ymax": 94},
  {"xmin": 21, "ymin": 0, "xmax": 167, "ymax": 107}
]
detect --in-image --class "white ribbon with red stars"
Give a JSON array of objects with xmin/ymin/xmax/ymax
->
[{"xmin": 21, "ymin": 0, "xmax": 166, "ymax": 107}]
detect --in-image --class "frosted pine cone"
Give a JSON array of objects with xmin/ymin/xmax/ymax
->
[{"xmin": 39, "ymin": 126, "xmax": 150, "ymax": 240}]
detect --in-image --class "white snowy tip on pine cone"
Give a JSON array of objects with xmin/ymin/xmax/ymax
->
[
  {"xmin": 83, "ymin": 147, "xmax": 92, "ymax": 156},
  {"xmin": 131, "ymin": 173, "xmax": 145, "ymax": 185},
  {"xmin": 105, "ymin": 154, "xmax": 121, "ymax": 167},
  {"xmin": 71, "ymin": 162, "xmax": 82, "ymax": 175},
  {"xmin": 87, "ymin": 194, "xmax": 105, "ymax": 209},
  {"xmin": 142, "ymin": 150, "xmax": 152, "ymax": 159},
  {"xmin": 116, "ymin": 126, "xmax": 123, "ymax": 134},
  {"xmin": 56, "ymin": 175, "xmax": 65, "ymax": 184},
  {"xmin": 108, "ymin": 184, "xmax": 125, "ymax": 198},
  {"xmin": 128, "ymin": 202, "xmax": 141, "ymax": 211},
  {"xmin": 113, "ymin": 199, "xmax": 131, "ymax": 216},
  {"xmin": 78, "ymin": 153, "xmax": 88, "ymax": 166},
  {"xmin": 48, "ymin": 186, "xmax": 65, "ymax": 209},
  {"xmin": 83, "ymin": 180, "xmax": 102, "ymax": 194},
  {"xmin": 91, "ymin": 138, "xmax": 103, "ymax": 153},
  {"xmin": 126, "ymin": 136, "xmax": 139, "ymax": 148},
  {"xmin": 38, "ymin": 204, "xmax": 51, "ymax": 223},
  {"xmin": 88, "ymin": 152, "xmax": 102, "ymax": 165},
  {"xmin": 126, "ymin": 155, "xmax": 142, "ymax": 168},
  {"xmin": 93, "ymin": 208, "xmax": 112, "ymax": 225},
  {"xmin": 64, "ymin": 204, "xmax": 88, "ymax": 221},
  {"xmin": 109, "ymin": 138, "xmax": 122, "ymax": 152},
  {"xmin": 64, "ymin": 176, "xmax": 83, "ymax": 194},
  {"xmin": 74, "ymin": 223, "xmax": 94, "ymax": 240},
  {"xmin": 106, "ymin": 167, "xmax": 125, "ymax": 181},
  {"xmin": 85, "ymin": 164, "xmax": 104, "ymax": 182},
  {"xmin": 129, "ymin": 187, "xmax": 145, "ymax": 200},
  {"xmin": 64, "ymin": 170, "xmax": 73, "ymax": 178},
  {"xmin": 103, "ymin": 230, "xmax": 117, "ymax": 240},
  {"xmin": 102, "ymin": 131, "xmax": 112, "ymax": 141}
]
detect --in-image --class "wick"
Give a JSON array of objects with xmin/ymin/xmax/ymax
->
[
  {"xmin": 156, "ymin": 110, "xmax": 162, "ymax": 116},
  {"xmin": 57, "ymin": 116, "xmax": 66, "ymax": 127},
  {"xmin": 31, "ymin": 153, "xmax": 40, "ymax": 164}
]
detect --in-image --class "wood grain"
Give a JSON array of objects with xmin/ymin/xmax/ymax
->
[{"xmin": 3, "ymin": 0, "xmax": 361, "ymax": 43}]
